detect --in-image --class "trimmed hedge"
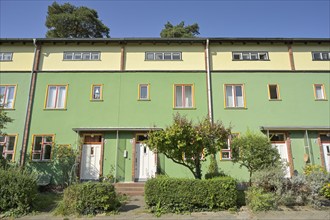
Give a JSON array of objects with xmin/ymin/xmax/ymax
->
[
  {"xmin": 0, "ymin": 167, "xmax": 38, "ymax": 216},
  {"xmin": 55, "ymin": 181, "xmax": 120, "ymax": 216},
  {"xmin": 145, "ymin": 176, "xmax": 237, "ymax": 213}
]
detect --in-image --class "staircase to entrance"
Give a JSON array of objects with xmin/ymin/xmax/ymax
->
[{"xmin": 114, "ymin": 182, "xmax": 145, "ymax": 196}]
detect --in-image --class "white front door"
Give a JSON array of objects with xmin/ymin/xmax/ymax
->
[
  {"xmin": 135, "ymin": 143, "xmax": 156, "ymax": 181},
  {"xmin": 80, "ymin": 144, "xmax": 101, "ymax": 180},
  {"xmin": 272, "ymin": 143, "xmax": 291, "ymax": 178},
  {"xmin": 322, "ymin": 143, "xmax": 330, "ymax": 172}
]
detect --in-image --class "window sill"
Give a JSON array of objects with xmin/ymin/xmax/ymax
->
[
  {"xmin": 1, "ymin": 108, "xmax": 15, "ymax": 110},
  {"xmin": 144, "ymin": 59, "xmax": 183, "ymax": 61},
  {"xmin": 232, "ymin": 59, "xmax": 270, "ymax": 61},
  {"xmin": 90, "ymin": 99, "xmax": 104, "ymax": 102},
  {"xmin": 138, "ymin": 99, "xmax": 151, "ymax": 101},
  {"xmin": 269, "ymin": 99, "xmax": 282, "ymax": 101},
  {"xmin": 315, "ymin": 99, "xmax": 328, "ymax": 101},
  {"xmin": 173, "ymin": 107, "xmax": 196, "ymax": 110},
  {"xmin": 0, "ymin": 60, "xmax": 13, "ymax": 62},
  {"xmin": 224, "ymin": 107, "xmax": 247, "ymax": 110},
  {"xmin": 62, "ymin": 59, "xmax": 101, "ymax": 61},
  {"xmin": 43, "ymin": 108, "xmax": 67, "ymax": 111}
]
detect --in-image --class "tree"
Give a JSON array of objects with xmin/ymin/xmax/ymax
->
[
  {"xmin": 0, "ymin": 108, "xmax": 13, "ymax": 136},
  {"xmin": 45, "ymin": 2, "xmax": 110, "ymax": 38},
  {"xmin": 160, "ymin": 21, "xmax": 200, "ymax": 38},
  {"xmin": 147, "ymin": 113, "xmax": 230, "ymax": 179},
  {"xmin": 231, "ymin": 130, "xmax": 281, "ymax": 185}
]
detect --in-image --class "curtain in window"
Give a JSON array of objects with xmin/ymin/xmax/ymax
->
[
  {"xmin": 57, "ymin": 86, "xmax": 66, "ymax": 108},
  {"xmin": 185, "ymin": 86, "xmax": 192, "ymax": 107},
  {"xmin": 226, "ymin": 86, "xmax": 233, "ymax": 107},
  {"xmin": 235, "ymin": 86, "xmax": 244, "ymax": 107},
  {"xmin": 175, "ymin": 86, "xmax": 183, "ymax": 107},
  {"xmin": 315, "ymin": 86, "xmax": 323, "ymax": 99},
  {"xmin": 46, "ymin": 86, "xmax": 57, "ymax": 108},
  {"xmin": 6, "ymin": 86, "xmax": 15, "ymax": 108}
]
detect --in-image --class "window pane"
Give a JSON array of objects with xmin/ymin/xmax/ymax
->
[
  {"xmin": 313, "ymin": 52, "xmax": 321, "ymax": 60},
  {"xmin": 250, "ymin": 53, "xmax": 258, "ymax": 60},
  {"xmin": 184, "ymin": 86, "xmax": 192, "ymax": 107},
  {"xmin": 155, "ymin": 53, "xmax": 163, "ymax": 60},
  {"xmin": 269, "ymin": 85, "xmax": 278, "ymax": 99},
  {"xmin": 34, "ymin": 137, "xmax": 42, "ymax": 151},
  {"xmin": 172, "ymin": 53, "xmax": 181, "ymax": 60},
  {"xmin": 64, "ymin": 53, "xmax": 73, "ymax": 60},
  {"xmin": 43, "ymin": 145, "xmax": 52, "ymax": 160},
  {"xmin": 175, "ymin": 86, "xmax": 183, "ymax": 107},
  {"xmin": 3, "ymin": 53, "xmax": 12, "ymax": 61},
  {"xmin": 7, "ymin": 136, "xmax": 15, "ymax": 151},
  {"xmin": 32, "ymin": 153, "xmax": 41, "ymax": 160},
  {"xmin": 6, "ymin": 86, "xmax": 15, "ymax": 108},
  {"xmin": 242, "ymin": 53, "xmax": 250, "ymax": 60},
  {"xmin": 82, "ymin": 52, "xmax": 91, "ymax": 60},
  {"xmin": 322, "ymin": 52, "xmax": 329, "ymax": 60},
  {"xmin": 164, "ymin": 53, "xmax": 171, "ymax": 60},
  {"xmin": 0, "ymin": 86, "xmax": 5, "ymax": 106},
  {"xmin": 233, "ymin": 53, "xmax": 241, "ymax": 60},
  {"xmin": 146, "ymin": 53, "xmax": 154, "ymax": 60},
  {"xmin": 92, "ymin": 86, "xmax": 101, "ymax": 100},
  {"xmin": 140, "ymin": 85, "xmax": 148, "ymax": 99},
  {"xmin": 226, "ymin": 86, "xmax": 233, "ymax": 107},
  {"xmin": 91, "ymin": 52, "xmax": 100, "ymax": 60},
  {"xmin": 259, "ymin": 53, "xmax": 268, "ymax": 60},
  {"xmin": 46, "ymin": 86, "xmax": 57, "ymax": 108},
  {"xmin": 44, "ymin": 136, "xmax": 53, "ymax": 143},
  {"xmin": 0, "ymin": 136, "xmax": 5, "ymax": 143},
  {"xmin": 56, "ymin": 86, "xmax": 66, "ymax": 108},
  {"xmin": 74, "ymin": 53, "xmax": 82, "ymax": 60},
  {"xmin": 235, "ymin": 86, "xmax": 244, "ymax": 107},
  {"xmin": 315, "ymin": 85, "xmax": 324, "ymax": 99}
]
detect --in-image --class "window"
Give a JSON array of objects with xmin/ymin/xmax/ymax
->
[
  {"xmin": 0, "ymin": 85, "xmax": 16, "ymax": 109},
  {"xmin": 312, "ymin": 52, "xmax": 330, "ymax": 61},
  {"xmin": 314, "ymin": 84, "xmax": 326, "ymax": 100},
  {"xmin": 45, "ymin": 85, "xmax": 68, "ymax": 109},
  {"xmin": 268, "ymin": 84, "xmax": 281, "ymax": 100},
  {"xmin": 145, "ymin": 52, "xmax": 182, "ymax": 61},
  {"xmin": 0, "ymin": 52, "xmax": 13, "ymax": 61},
  {"xmin": 32, "ymin": 135, "xmax": 54, "ymax": 161},
  {"xmin": 63, "ymin": 52, "xmax": 100, "ymax": 61},
  {"xmin": 91, "ymin": 84, "xmax": 103, "ymax": 101},
  {"xmin": 220, "ymin": 133, "xmax": 239, "ymax": 160},
  {"xmin": 269, "ymin": 133, "xmax": 286, "ymax": 142},
  {"xmin": 174, "ymin": 84, "xmax": 194, "ymax": 108},
  {"xmin": 0, "ymin": 135, "xmax": 17, "ymax": 162},
  {"xmin": 232, "ymin": 52, "xmax": 269, "ymax": 61},
  {"xmin": 224, "ymin": 84, "xmax": 245, "ymax": 108},
  {"xmin": 138, "ymin": 84, "xmax": 150, "ymax": 100}
]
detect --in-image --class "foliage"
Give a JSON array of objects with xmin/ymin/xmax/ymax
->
[
  {"xmin": 205, "ymin": 154, "xmax": 226, "ymax": 179},
  {"xmin": 160, "ymin": 21, "xmax": 200, "ymax": 38},
  {"xmin": 34, "ymin": 192, "xmax": 63, "ymax": 212},
  {"xmin": 45, "ymin": 2, "xmax": 110, "ymax": 38},
  {"xmin": 100, "ymin": 165, "xmax": 116, "ymax": 183},
  {"xmin": 231, "ymin": 130, "xmax": 281, "ymax": 185},
  {"xmin": 246, "ymin": 187, "xmax": 277, "ymax": 212},
  {"xmin": 54, "ymin": 144, "xmax": 78, "ymax": 187},
  {"xmin": 0, "ymin": 166, "xmax": 38, "ymax": 217},
  {"xmin": 0, "ymin": 107, "xmax": 13, "ymax": 135},
  {"xmin": 147, "ymin": 113, "xmax": 230, "ymax": 179},
  {"xmin": 303, "ymin": 164, "xmax": 327, "ymax": 176},
  {"xmin": 145, "ymin": 176, "xmax": 237, "ymax": 214},
  {"xmin": 320, "ymin": 183, "xmax": 330, "ymax": 199},
  {"xmin": 55, "ymin": 181, "xmax": 120, "ymax": 216}
]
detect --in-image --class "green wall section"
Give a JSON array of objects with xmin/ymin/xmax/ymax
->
[{"xmin": 0, "ymin": 72, "xmax": 31, "ymax": 163}]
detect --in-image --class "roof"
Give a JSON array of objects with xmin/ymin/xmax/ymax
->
[
  {"xmin": 260, "ymin": 126, "xmax": 330, "ymax": 131},
  {"xmin": 72, "ymin": 127, "xmax": 163, "ymax": 132}
]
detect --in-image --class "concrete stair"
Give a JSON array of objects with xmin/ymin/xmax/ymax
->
[{"xmin": 114, "ymin": 182, "xmax": 145, "ymax": 196}]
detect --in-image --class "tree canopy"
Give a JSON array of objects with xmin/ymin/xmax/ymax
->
[
  {"xmin": 160, "ymin": 21, "xmax": 200, "ymax": 38},
  {"xmin": 45, "ymin": 2, "xmax": 110, "ymax": 38},
  {"xmin": 147, "ymin": 113, "xmax": 230, "ymax": 179},
  {"xmin": 0, "ymin": 108, "xmax": 13, "ymax": 135},
  {"xmin": 231, "ymin": 130, "xmax": 281, "ymax": 185}
]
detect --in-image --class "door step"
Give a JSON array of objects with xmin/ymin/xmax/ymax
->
[{"xmin": 114, "ymin": 182, "xmax": 145, "ymax": 196}]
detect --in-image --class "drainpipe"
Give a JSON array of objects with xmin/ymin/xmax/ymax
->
[
  {"xmin": 205, "ymin": 39, "xmax": 213, "ymax": 123},
  {"xmin": 305, "ymin": 130, "xmax": 315, "ymax": 165},
  {"xmin": 20, "ymin": 39, "xmax": 40, "ymax": 166},
  {"xmin": 114, "ymin": 130, "xmax": 119, "ymax": 183}
]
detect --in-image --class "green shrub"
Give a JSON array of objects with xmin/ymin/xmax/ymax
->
[
  {"xmin": 0, "ymin": 167, "xmax": 38, "ymax": 217},
  {"xmin": 145, "ymin": 176, "xmax": 237, "ymax": 213},
  {"xmin": 320, "ymin": 183, "xmax": 330, "ymax": 199},
  {"xmin": 246, "ymin": 187, "xmax": 277, "ymax": 212},
  {"xmin": 303, "ymin": 165, "xmax": 327, "ymax": 176},
  {"xmin": 55, "ymin": 181, "xmax": 120, "ymax": 216}
]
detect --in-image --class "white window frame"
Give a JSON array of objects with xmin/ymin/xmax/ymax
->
[
  {"xmin": 63, "ymin": 52, "xmax": 101, "ymax": 61},
  {"xmin": 0, "ymin": 85, "xmax": 17, "ymax": 109},
  {"xmin": 312, "ymin": 52, "xmax": 330, "ymax": 61},
  {"xmin": 232, "ymin": 51, "xmax": 269, "ymax": 61},
  {"xmin": 314, "ymin": 84, "xmax": 327, "ymax": 100},
  {"xmin": 0, "ymin": 52, "xmax": 13, "ymax": 61},
  {"xmin": 0, "ymin": 135, "xmax": 17, "ymax": 162},
  {"xmin": 138, "ymin": 84, "xmax": 150, "ymax": 100},
  {"xmin": 224, "ymin": 84, "xmax": 245, "ymax": 108},
  {"xmin": 220, "ymin": 133, "xmax": 239, "ymax": 160},
  {"xmin": 145, "ymin": 52, "xmax": 182, "ymax": 61},
  {"xmin": 174, "ymin": 84, "xmax": 194, "ymax": 108},
  {"xmin": 45, "ymin": 85, "xmax": 68, "ymax": 109},
  {"xmin": 31, "ymin": 135, "xmax": 54, "ymax": 161}
]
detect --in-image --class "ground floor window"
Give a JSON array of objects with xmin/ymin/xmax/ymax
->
[
  {"xmin": 31, "ymin": 135, "xmax": 54, "ymax": 161},
  {"xmin": 0, "ymin": 135, "xmax": 17, "ymax": 162},
  {"xmin": 220, "ymin": 133, "xmax": 239, "ymax": 160}
]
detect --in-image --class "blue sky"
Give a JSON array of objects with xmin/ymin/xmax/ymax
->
[{"xmin": 0, "ymin": 0, "xmax": 329, "ymax": 38}]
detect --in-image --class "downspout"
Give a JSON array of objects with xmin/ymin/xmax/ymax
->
[
  {"xmin": 205, "ymin": 39, "xmax": 213, "ymax": 123},
  {"xmin": 114, "ymin": 130, "xmax": 119, "ymax": 183},
  {"xmin": 20, "ymin": 39, "xmax": 40, "ymax": 166},
  {"xmin": 305, "ymin": 130, "xmax": 315, "ymax": 165}
]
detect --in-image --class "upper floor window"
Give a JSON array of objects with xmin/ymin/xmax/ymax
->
[
  {"xmin": 0, "ymin": 135, "xmax": 17, "ymax": 162},
  {"xmin": 0, "ymin": 85, "xmax": 17, "ymax": 109},
  {"xmin": 45, "ymin": 85, "xmax": 68, "ymax": 109},
  {"xmin": 138, "ymin": 84, "xmax": 150, "ymax": 100},
  {"xmin": 314, "ymin": 84, "xmax": 326, "ymax": 100},
  {"xmin": 232, "ymin": 52, "xmax": 269, "ymax": 61},
  {"xmin": 63, "ymin": 52, "xmax": 100, "ymax": 61},
  {"xmin": 31, "ymin": 135, "xmax": 54, "ymax": 161},
  {"xmin": 224, "ymin": 84, "xmax": 245, "ymax": 108},
  {"xmin": 145, "ymin": 52, "xmax": 182, "ymax": 61},
  {"xmin": 0, "ymin": 52, "xmax": 13, "ymax": 61},
  {"xmin": 91, "ymin": 84, "xmax": 103, "ymax": 101},
  {"xmin": 268, "ymin": 84, "xmax": 281, "ymax": 100},
  {"xmin": 174, "ymin": 84, "xmax": 194, "ymax": 108},
  {"xmin": 312, "ymin": 52, "xmax": 330, "ymax": 61}
]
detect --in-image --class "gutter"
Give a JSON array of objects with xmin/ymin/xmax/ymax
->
[{"xmin": 205, "ymin": 39, "xmax": 213, "ymax": 123}]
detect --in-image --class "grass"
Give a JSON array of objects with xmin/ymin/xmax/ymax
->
[{"xmin": 33, "ymin": 192, "xmax": 63, "ymax": 213}]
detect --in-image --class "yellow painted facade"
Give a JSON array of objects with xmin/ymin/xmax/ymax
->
[
  {"xmin": 39, "ymin": 43, "xmax": 121, "ymax": 71},
  {"xmin": 0, "ymin": 45, "xmax": 35, "ymax": 71},
  {"xmin": 124, "ymin": 44, "xmax": 205, "ymax": 71},
  {"xmin": 210, "ymin": 43, "xmax": 292, "ymax": 71},
  {"xmin": 292, "ymin": 43, "xmax": 330, "ymax": 70}
]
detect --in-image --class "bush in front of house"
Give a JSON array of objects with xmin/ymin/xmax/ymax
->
[
  {"xmin": 145, "ymin": 176, "xmax": 237, "ymax": 214},
  {"xmin": 55, "ymin": 181, "xmax": 120, "ymax": 216},
  {"xmin": 0, "ymin": 166, "xmax": 38, "ymax": 217}
]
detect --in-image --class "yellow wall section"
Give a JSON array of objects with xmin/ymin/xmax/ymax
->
[
  {"xmin": 39, "ymin": 44, "xmax": 121, "ymax": 71},
  {"xmin": 293, "ymin": 44, "xmax": 330, "ymax": 70},
  {"xmin": 0, "ymin": 45, "xmax": 35, "ymax": 71},
  {"xmin": 210, "ymin": 43, "xmax": 291, "ymax": 70},
  {"xmin": 125, "ymin": 44, "xmax": 205, "ymax": 71}
]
